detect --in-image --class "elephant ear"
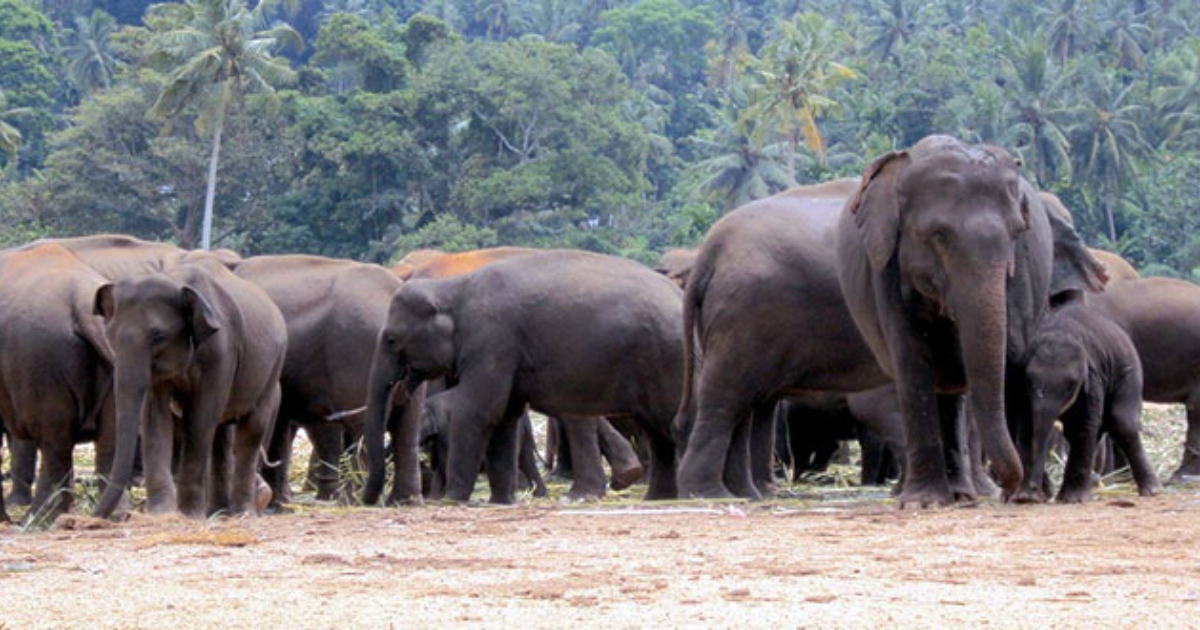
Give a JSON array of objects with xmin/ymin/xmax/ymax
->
[
  {"xmin": 850, "ymin": 150, "xmax": 910, "ymax": 270},
  {"xmin": 1040, "ymin": 188, "xmax": 1108, "ymax": 301},
  {"xmin": 94, "ymin": 283, "xmax": 115, "ymax": 318},
  {"xmin": 182, "ymin": 285, "xmax": 222, "ymax": 346}
]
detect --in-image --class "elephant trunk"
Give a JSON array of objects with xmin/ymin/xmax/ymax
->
[
  {"xmin": 951, "ymin": 264, "xmax": 1023, "ymax": 499},
  {"xmin": 360, "ymin": 348, "xmax": 400, "ymax": 505},
  {"xmin": 93, "ymin": 364, "xmax": 148, "ymax": 518}
]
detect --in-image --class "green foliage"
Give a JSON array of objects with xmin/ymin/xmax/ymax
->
[
  {"xmin": 390, "ymin": 213, "xmax": 498, "ymax": 258},
  {"xmin": 312, "ymin": 12, "xmax": 408, "ymax": 93}
]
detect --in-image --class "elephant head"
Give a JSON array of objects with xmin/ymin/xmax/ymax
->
[
  {"xmin": 361, "ymin": 280, "xmax": 455, "ymax": 505},
  {"xmin": 1019, "ymin": 333, "xmax": 1086, "ymax": 502},
  {"xmin": 91, "ymin": 276, "xmax": 222, "ymax": 518}
]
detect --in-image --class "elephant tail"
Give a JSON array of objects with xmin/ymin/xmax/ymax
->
[{"xmin": 673, "ymin": 247, "xmax": 713, "ymax": 445}]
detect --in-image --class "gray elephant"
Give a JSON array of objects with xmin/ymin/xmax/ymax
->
[
  {"xmin": 1019, "ymin": 303, "xmax": 1159, "ymax": 502},
  {"xmin": 230, "ymin": 254, "xmax": 408, "ymax": 506},
  {"xmin": 362, "ymin": 250, "xmax": 683, "ymax": 505},
  {"xmin": 674, "ymin": 179, "xmax": 897, "ymax": 499},
  {"xmin": 1085, "ymin": 277, "xmax": 1200, "ymax": 483},
  {"xmin": 92, "ymin": 254, "xmax": 287, "ymax": 518},
  {"xmin": 836, "ymin": 136, "xmax": 1106, "ymax": 506},
  {"xmin": 0, "ymin": 244, "xmax": 115, "ymax": 522}
]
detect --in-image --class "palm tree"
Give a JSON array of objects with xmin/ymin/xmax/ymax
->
[
  {"xmin": 477, "ymin": 0, "xmax": 527, "ymax": 40},
  {"xmin": 525, "ymin": 0, "xmax": 581, "ymax": 44},
  {"xmin": 1067, "ymin": 68, "xmax": 1156, "ymax": 243},
  {"xmin": 1035, "ymin": 0, "xmax": 1091, "ymax": 64},
  {"xmin": 144, "ymin": 0, "xmax": 302, "ymax": 249},
  {"xmin": 709, "ymin": 0, "xmax": 757, "ymax": 90},
  {"xmin": 999, "ymin": 31, "xmax": 1076, "ymax": 187},
  {"xmin": 863, "ymin": 0, "xmax": 915, "ymax": 64},
  {"xmin": 743, "ymin": 13, "xmax": 856, "ymax": 185},
  {"xmin": 65, "ymin": 10, "xmax": 119, "ymax": 98},
  {"xmin": 0, "ymin": 90, "xmax": 30, "ymax": 167}
]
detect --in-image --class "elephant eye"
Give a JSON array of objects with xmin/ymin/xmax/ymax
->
[
  {"xmin": 931, "ymin": 229, "xmax": 949, "ymax": 245},
  {"xmin": 149, "ymin": 329, "xmax": 166, "ymax": 345}
]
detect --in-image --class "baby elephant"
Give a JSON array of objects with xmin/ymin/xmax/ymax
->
[{"xmin": 1020, "ymin": 303, "xmax": 1160, "ymax": 503}]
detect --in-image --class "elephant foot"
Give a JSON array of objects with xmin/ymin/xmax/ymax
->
[
  {"xmin": 973, "ymin": 470, "xmax": 1001, "ymax": 499},
  {"xmin": 562, "ymin": 491, "xmax": 602, "ymax": 504},
  {"xmin": 678, "ymin": 482, "xmax": 735, "ymax": 500},
  {"xmin": 755, "ymin": 481, "xmax": 780, "ymax": 498},
  {"xmin": 896, "ymin": 484, "xmax": 955, "ymax": 509},
  {"xmin": 1055, "ymin": 488, "xmax": 1093, "ymax": 504},
  {"xmin": 5, "ymin": 487, "xmax": 32, "ymax": 508},
  {"xmin": 610, "ymin": 462, "xmax": 645, "ymax": 492},
  {"xmin": 1168, "ymin": 467, "xmax": 1200, "ymax": 485},
  {"xmin": 385, "ymin": 492, "xmax": 425, "ymax": 507},
  {"xmin": 1137, "ymin": 481, "xmax": 1161, "ymax": 497},
  {"xmin": 1011, "ymin": 485, "xmax": 1050, "ymax": 504},
  {"xmin": 255, "ymin": 477, "xmax": 273, "ymax": 514}
]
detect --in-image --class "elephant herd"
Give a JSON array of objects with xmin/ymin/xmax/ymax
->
[{"xmin": 2, "ymin": 134, "xmax": 1200, "ymax": 524}]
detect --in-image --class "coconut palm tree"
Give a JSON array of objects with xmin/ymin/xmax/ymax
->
[
  {"xmin": 143, "ymin": 0, "xmax": 302, "ymax": 249},
  {"xmin": 742, "ymin": 12, "xmax": 855, "ymax": 185},
  {"xmin": 999, "ymin": 31, "xmax": 1077, "ymax": 187},
  {"xmin": 65, "ymin": 10, "xmax": 119, "ymax": 98}
]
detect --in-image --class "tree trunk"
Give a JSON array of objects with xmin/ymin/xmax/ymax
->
[{"xmin": 201, "ymin": 122, "xmax": 223, "ymax": 251}]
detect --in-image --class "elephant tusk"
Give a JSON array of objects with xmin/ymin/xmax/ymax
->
[{"xmin": 325, "ymin": 406, "xmax": 367, "ymax": 422}]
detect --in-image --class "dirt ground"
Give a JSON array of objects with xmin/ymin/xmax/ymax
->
[{"xmin": 3, "ymin": 408, "xmax": 1200, "ymax": 628}]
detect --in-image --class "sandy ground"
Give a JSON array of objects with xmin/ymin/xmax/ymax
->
[{"xmin": 2, "ymin": 406, "xmax": 1199, "ymax": 628}]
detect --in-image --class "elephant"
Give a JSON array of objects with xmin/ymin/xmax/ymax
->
[
  {"xmin": 674, "ymin": 178, "xmax": 899, "ymax": 500},
  {"xmin": 0, "ymin": 244, "xmax": 116, "ymax": 522},
  {"xmin": 776, "ymin": 384, "xmax": 905, "ymax": 487},
  {"xmin": 391, "ymin": 247, "xmax": 539, "ymax": 280},
  {"xmin": 1019, "ymin": 303, "xmax": 1159, "ymax": 503},
  {"xmin": 836, "ymin": 135, "xmax": 1106, "ymax": 507},
  {"xmin": 1085, "ymin": 277, "xmax": 1200, "ymax": 483},
  {"xmin": 92, "ymin": 253, "xmax": 287, "ymax": 519},
  {"xmin": 362, "ymin": 250, "xmax": 683, "ymax": 505},
  {"xmin": 4, "ymin": 434, "xmax": 35, "ymax": 507},
  {"xmin": 1088, "ymin": 249, "xmax": 1139, "ymax": 283},
  {"xmin": 654, "ymin": 248, "xmax": 698, "ymax": 289},
  {"xmin": 229, "ymin": 254, "xmax": 407, "ymax": 506}
]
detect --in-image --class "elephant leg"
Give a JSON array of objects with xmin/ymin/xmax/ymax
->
[
  {"xmin": 386, "ymin": 382, "xmax": 426, "ymax": 506},
  {"xmin": 543, "ymin": 416, "xmax": 559, "ymax": 475},
  {"xmin": 229, "ymin": 388, "xmax": 277, "ymax": 515},
  {"xmin": 722, "ymin": 413, "xmax": 761, "ymax": 500},
  {"xmin": 857, "ymin": 424, "xmax": 887, "ymax": 486},
  {"xmin": 677, "ymin": 379, "xmax": 756, "ymax": 499},
  {"xmin": 207, "ymin": 423, "xmax": 234, "ymax": 516},
  {"xmin": 1057, "ymin": 398, "xmax": 1100, "ymax": 503},
  {"xmin": 261, "ymin": 410, "xmax": 294, "ymax": 506},
  {"xmin": 178, "ymin": 389, "xmax": 231, "ymax": 518},
  {"xmin": 307, "ymin": 423, "xmax": 346, "ymax": 502},
  {"xmin": 749, "ymin": 402, "xmax": 777, "ymax": 497},
  {"xmin": 143, "ymin": 395, "xmax": 179, "ymax": 515},
  {"xmin": 435, "ymin": 376, "xmax": 511, "ymax": 504},
  {"xmin": 894, "ymin": 363, "xmax": 952, "ymax": 506},
  {"xmin": 29, "ymin": 441, "xmax": 74, "ymax": 522},
  {"xmin": 560, "ymin": 415, "xmax": 606, "ymax": 501},
  {"xmin": 6, "ymin": 437, "xmax": 35, "ymax": 507},
  {"xmin": 641, "ymin": 425, "xmax": 677, "ymax": 501},
  {"xmin": 598, "ymin": 417, "xmax": 643, "ymax": 491},
  {"xmin": 1106, "ymin": 382, "xmax": 1159, "ymax": 497},
  {"xmin": 937, "ymin": 393, "xmax": 976, "ymax": 501},
  {"xmin": 549, "ymin": 417, "xmax": 573, "ymax": 480},
  {"xmin": 484, "ymin": 408, "xmax": 521, "ymax": 505},
  {"xmin": 1170, "ymin": 391, "xmax": 1200, "ymax": 483},
  {"xmin": 516, "ymin": 415, "xmax": 547, "ymax": 498}
]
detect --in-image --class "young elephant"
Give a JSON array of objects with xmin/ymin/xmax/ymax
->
[
  {"xmin": 1021, "ymin": 304, "xmax": 1160, "ymax": 503},
  {"xmin": 362, "ymin": 250, "xmax": 683, "ymax": 505},
  {"xmin": 92, "ymin": 254, "xmax": 287, "ymax": 519}
]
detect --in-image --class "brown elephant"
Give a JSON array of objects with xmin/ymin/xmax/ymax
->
[
  {"xmin": 1085, "ymin": 277, "xmax": 1200, "ymax": 483},
  {"xmin": 836, "ymin": 136, "xmax": 1106, "ymax": 506},
  {"xmin": 391, "ymin": 247, "xmax": 538, "ymax": 280},
  {"xmin": 1020, "ymin": 303, "xmax": 1159, "ymax": 502},
  {"xmin": 92, "ymin": 254, "xmax": 287, "ymax": 518},
  {"xmin": 654, "ymin": 248, "xmax": 698, "ymax": 289},
  {"xmin": 362, "ymin": 250, "xmax": 683, "ymax": 504},
  {"xmin": 0, "ymin": 244, "xmax": 115, "ymax": 522}
]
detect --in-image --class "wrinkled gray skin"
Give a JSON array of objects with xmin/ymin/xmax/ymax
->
[
  {"xmin": 1085, "ymin": 277, "xmax": 1200, "ymax": 483},
  {"xmin": 1019, "ymin": 303, "xmax": 1159, "ymax": 503},
  {"xmin": 93, "ymin": 254, "xmax": 287, "ymax": 519},
  {"xmin": 836, "ymin": 136, "xmax": 1106, "ymax": 507},
  {"xmin": 362, "ymin": 250, "xmax": 683, "ymax": 504},
  {"xmin": 674, "ymin": 179, "xmax": 897, "ymax": 499},
  {"xmin": 230, "ymin": 254, "xmax": 407, "ymax": 506},
  {"xmin": 0, "ymin": 244, "xmax": 115, "ymax": 522}
]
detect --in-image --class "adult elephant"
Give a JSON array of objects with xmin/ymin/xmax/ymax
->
[
  {"xmin": 836, "ymin": 136, "xmax": 1106, "ymax": 506},
  {"xmin": 776, "ymin": 385, "xmax": 905, "ymax": 487},
  {"xmin": 391, "ymin": 247, "xmax": 539, "ymax": 280},
  {"xmin": 655, "ymin": 248, "xmax": 698, "ymax": 289},
  {"xmin": 362, "ymin": 250, "xmax": 683, "ymax": 504},
  {"xmin": 1085, "ymin": 277, "xmax": 1200, "ymax": 483},
  {"xmin": 0, "ymin": 244, "xmax": 115, "ymax": 522},
  {"xmin": 93, "ymin": 254, "xmax": 287, "ymax": 519},
  {"xmin": 675, "ymin": 179, "xmax": 900, "ymax": 499},
  {"xmin": 230, "ymin": 254, "xmax": 408, "ymax": 506}
]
